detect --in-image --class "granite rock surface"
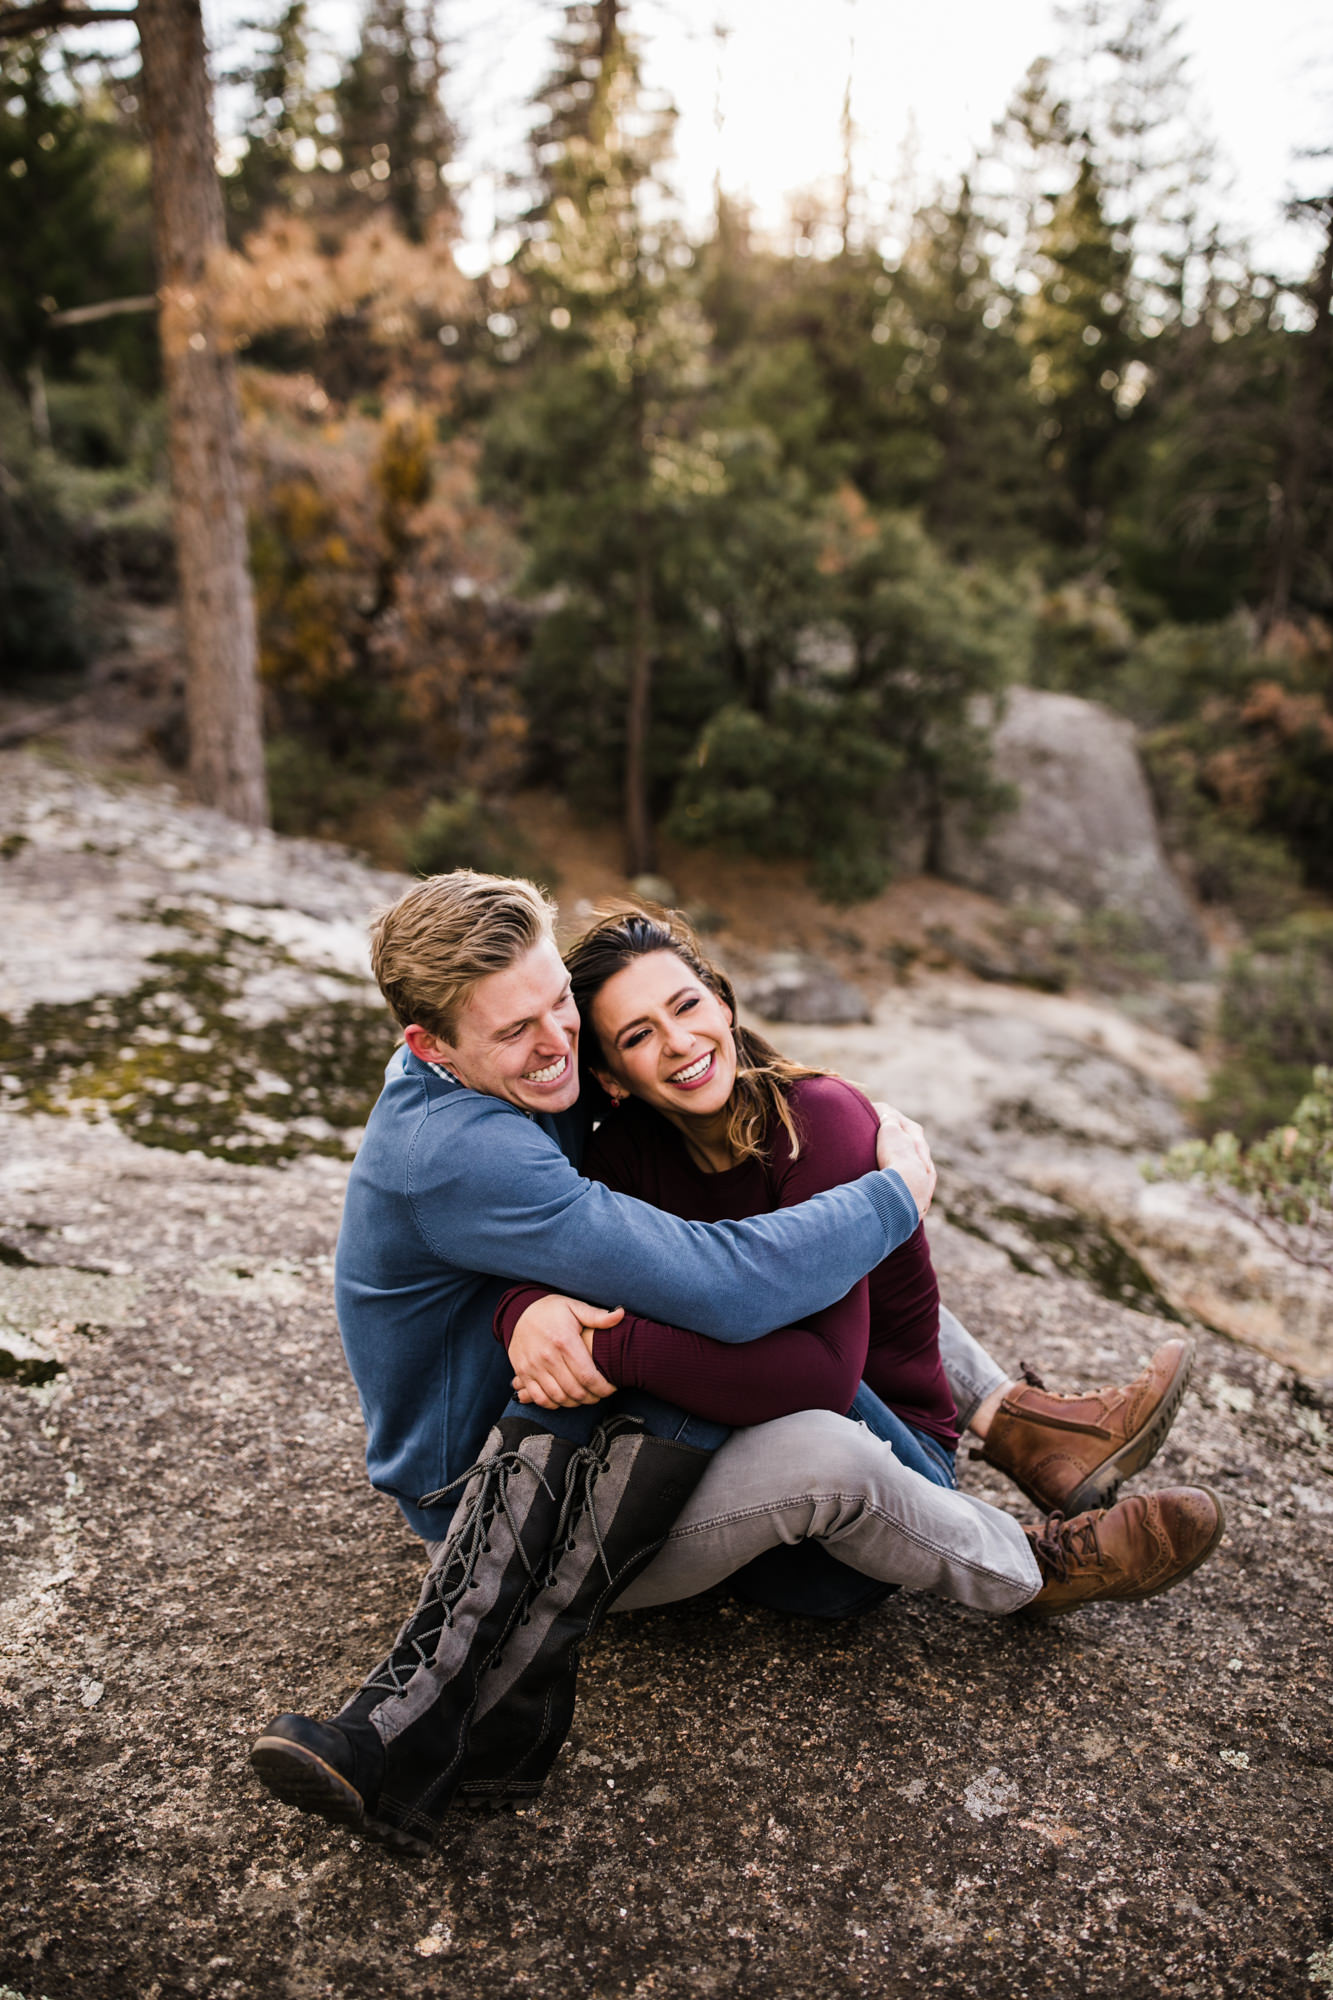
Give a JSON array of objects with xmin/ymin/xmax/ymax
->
[{"xmin": 1, "ymin": 755, "xmax": 1329, "ymax": 2000}]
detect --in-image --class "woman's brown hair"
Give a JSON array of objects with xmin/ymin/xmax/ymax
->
[{"xmin": 564, "ymin": 903, "xmax": 825, "ymax": 1164}]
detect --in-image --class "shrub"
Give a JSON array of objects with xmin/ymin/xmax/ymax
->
[
  {"xmin": 1144, "ymin": 734, "xmax": 1304, "ymax": 927},
  {"xmin": 403, "ymin": 790, "xmax": 546, "ymax": 883},
  {"xmin": 666, "ymin": 696, "xmax": 903, "ymax": 904},
  {"xmin": 248, "ymin": 388, "xmax": 527, "ymax": 852},
  {"xmin": 1201, "ymin": 915, "xmax": 1333, "ymax": 1139},
  {"xmin": 0, "ymin": 387, "xmax": 86, "ymax": 687},
  {"xmin": 1154, "ymin": 1065, "xmax": 1333, "ymax": 1273},
  {"xmin": 1136, "ymin": 619, "xmax": 1333, "ymax": 903}
]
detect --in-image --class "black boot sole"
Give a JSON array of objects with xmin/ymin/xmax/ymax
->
[
  {"xmin": 1061, "ymin": 1340, "xmax": 1195, "ymax": 1518},
  {"xmin": 454, "ymin": 1780, "xmax": 540, "ymax": 1812},
  {"xmin": 250, "ymin": 1737, "xmax": 432, "ymax": 1857}
]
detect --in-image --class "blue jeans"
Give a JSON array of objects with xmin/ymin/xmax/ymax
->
[
  {"xmin": 726, "ymin": 1381, "xmax": 957, "ymax": 1620},
  {"xmin": 506, "ymin": 1387, "xmax": 955, "ymax": 1621},
  {"xmin": 503, "ymin": 1390, "xmax": 729, "ymax": 1455}
]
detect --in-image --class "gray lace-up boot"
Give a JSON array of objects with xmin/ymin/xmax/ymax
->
[
  {"xmin": 456, "ymin": 1414, "xmax": 712, "ymax": 1810},
  {"xmin": 250, "ymin": 1415, "xmax": 573, "ymax": 1853}
]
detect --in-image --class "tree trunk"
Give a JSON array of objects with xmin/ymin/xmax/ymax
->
[
  {"xmin": 624, "ymin": 530, "xmax": 656, "ymax": 876},
  {"xmin": 1264, "ymin": 203, "xmax": 1333, "ymax": 630},
  {"xmin": 136, "ymin": 0, "xmax": 268, "ymax": 826}
]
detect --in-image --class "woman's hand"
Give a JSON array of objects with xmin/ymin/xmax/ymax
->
[
  {"xmin": 871, "ymin": 1101, "xmax": 937, "ymax": 1219},
  {"xmin": 510, "ymin": 1295, "xmax": 624, "ymax": 1409}
]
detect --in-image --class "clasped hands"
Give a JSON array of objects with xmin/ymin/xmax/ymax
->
[{"xmin": 509, "ymin": 1101, "xmax": 937, "ymax": 1411}]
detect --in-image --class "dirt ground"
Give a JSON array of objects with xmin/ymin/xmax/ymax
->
[{"xmin": 1, "ymin": 754, "xmax": 1331, "ymax": 2000}]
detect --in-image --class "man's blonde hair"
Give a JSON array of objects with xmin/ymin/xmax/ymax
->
[{"xmin": 369, "ymin": 870, "xmax": 556, "ymax": 1042}]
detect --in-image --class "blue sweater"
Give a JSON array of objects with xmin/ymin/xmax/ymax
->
[{"xmin": 334, "ymin": 1048, "xmax": 921, "ymax": 1539}]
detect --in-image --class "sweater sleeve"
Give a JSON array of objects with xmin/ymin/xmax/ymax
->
[
  {"xmin": 514, "ymin": 1081, "xmax": 881, "ymax": 1423},
  {"xmin": 412, "ymin": 1090, "xmax": 919, "ymax": 1342}
]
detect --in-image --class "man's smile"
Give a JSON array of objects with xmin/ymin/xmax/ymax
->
[{"xmin": 524, "ymin": 1054, "xmax": 571, "ymax": 1085}]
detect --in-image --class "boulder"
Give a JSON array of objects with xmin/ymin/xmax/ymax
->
[
  {"xmin": 628, "ymin": 873, "xmax": 678, "ymax": 909},
  {"xmin": 940, "ymin": 686, "xmax": 1207, "ymax": 976},
  {"xmin": 737, "ymin": 950, "xmax": 871, "ymax": 1025}
]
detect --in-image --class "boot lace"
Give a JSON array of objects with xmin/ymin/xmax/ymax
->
[
  {"xmin": 1031, "ymin": 1509, "xmax": 1104, "ymax": 1584},
  {"xmin": 516, "ymin": 1415, "xmax": 646, "ymax": 1622},
  {"xmin": 360, "ymin": 1445, "xmax": 557, "ymax": 1699}
]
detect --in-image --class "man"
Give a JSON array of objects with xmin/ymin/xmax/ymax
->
[{"xmin": 251, "ymin": 871, "xmax": 1221, "ymax": 1854}]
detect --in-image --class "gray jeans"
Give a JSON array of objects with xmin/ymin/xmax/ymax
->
[
  {"xmin": 613, "ymin": 1306, "xmax": 1040, "ymax": 1615},
  {"xmin": 428, "ymin": 1307, "xmax": 1042, "ymax": 1615}
]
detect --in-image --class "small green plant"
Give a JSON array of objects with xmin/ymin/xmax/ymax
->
[{"xmin": 1151, "ymin": 1066, "xmax": 1333, "ymax": 1273}]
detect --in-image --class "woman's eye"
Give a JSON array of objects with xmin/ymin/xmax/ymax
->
[
  {"xmin": 677, "ymin": 997, "xmax": 699, "ymax": 1014},
  {"xmin": 623, "ymin": 1029, "xmax": 649, "ymax": 1049}
]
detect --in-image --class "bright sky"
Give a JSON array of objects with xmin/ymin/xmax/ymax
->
[{"xmin": 200, "ymin": 0, "xmax": 1331, "ymax": 278}]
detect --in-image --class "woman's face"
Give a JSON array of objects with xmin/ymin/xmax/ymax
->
[{"xmin": 590, "ymin": 950, "xmax": 738, "ymax": 1121}]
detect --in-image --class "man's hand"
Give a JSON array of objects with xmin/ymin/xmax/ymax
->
[
  {"xmin": 872, "ymin": 1100, "xmax": 937, "ymax": 1220},
  {"xmin": 509, "ymin": 1295, "xmax": 623, "ymax": 1410}
]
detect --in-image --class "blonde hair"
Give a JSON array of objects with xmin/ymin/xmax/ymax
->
[
  {"xmin": 369, "ymin": 869, "xmax": 556, "ymax": 1042},
  {"xmin": 564, "ymin": 902, "xmax": 824, "ymax": 1164}
]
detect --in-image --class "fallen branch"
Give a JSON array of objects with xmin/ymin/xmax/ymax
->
[
  {"xmin": 48, "ymin": 295, "xmax": 157, "ymax": 328},
  {"xmin": 0, "ymin": 697, "xmax": 90, "ymax": 749},
  {"xmin": 0, "ymin": 2, "xmax": 137, "ymax": 37}
]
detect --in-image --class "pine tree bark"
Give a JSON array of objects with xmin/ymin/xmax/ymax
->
[{"xmin": 136, "ymin": 0, "xmax": 268, "ymax": 825}]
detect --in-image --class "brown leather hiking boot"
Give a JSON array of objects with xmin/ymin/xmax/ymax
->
[
  {"xmin": 1025, "ymin": 1486, "xmax": 1224, "ymax": 1618},
  {"xmin": 980, "ymin": 1337, "xmax": 1194, "ymax": 1516}
]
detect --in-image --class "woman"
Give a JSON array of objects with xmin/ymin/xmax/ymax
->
[
  {"xmin": 497, "ymin": 903, "xmax": 960, "ymax": 1507},
  {"xmin": 496, "ymin": 903, "xmax": 1196, "ymax": 1585}
]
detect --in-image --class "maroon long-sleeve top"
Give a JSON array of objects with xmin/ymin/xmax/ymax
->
[{"xmin": 494, "ymin": 1074, "xmax": 959, "ymax": 1449}]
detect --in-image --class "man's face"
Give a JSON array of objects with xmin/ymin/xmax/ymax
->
[{"xmin": 409, "ymin": 937, "xmax": 582, "ymax": 1115}]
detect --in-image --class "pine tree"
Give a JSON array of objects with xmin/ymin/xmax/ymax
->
[
  {"xmin": 1024, "ymin": 151, "xmax": 1136, "ymax": 544},
  {"xmin": 1264, "ymin": 196, "xmax": 1333, "ymax": 626},
  {"xmin": 335, "ymin": 0, "xmax": 454, "ymax": 243},
  {"xmin": 491, "ymin": 0, "xmax": 707, "ymax": 872},
  {"xmin": 0, "ymin": 40, "xmax": 152, "ymax": 385},
  {"xmin": 1055, "ymin": 0, "xmax": 1217, "ymax": 327},
  {"xmin": 224, "ymin": 1, "xmax": 327, "ymax": 230},
  {"xmin": 889, "ymin": 177, "xmax": 1046, "ymax": 563}
]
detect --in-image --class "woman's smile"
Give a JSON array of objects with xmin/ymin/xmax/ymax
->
[{"xmin": 667, "ymin": 1051, "xmax": 715, "ymax": 1089}]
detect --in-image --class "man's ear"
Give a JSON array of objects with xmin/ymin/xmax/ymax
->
[{"xmin": 404, "ymin": 1023, "xmax": 455, "ymax": 1069}]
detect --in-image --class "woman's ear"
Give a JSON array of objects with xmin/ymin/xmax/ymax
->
[{"xmin": 593, "ymin": 1067, "xmax": 627, "ymax": 1104}]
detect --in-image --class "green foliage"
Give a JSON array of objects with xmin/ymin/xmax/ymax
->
[
  {"xmin": 1201, "ymin": 916, "xmax": 1333, "ymax": 1139},
  {"xmin": 0, "ymin": 385, "xmax": 85, "ymax": 685},
  {"xmin": 1144, "ymin": 728, "xmax": 1304, "ymax": 926},
  {"xmin": 403, "ymin": 790, "xmax": 545, "ymax": 885},
  {"xmin": 223, "ymin": 1, "xmax": 326, "ymax": 230},
  {"xmin": 9, "ymin": 0, "xmax": 1333, "ymax": 926},
  {"xmin": 663, "ymin": 505, "xmax": 1022, "ymax": 895},
  {"xmin": 0, "ymin": 44, "xmax": 155, "ymax": 388},
  {"xmin": 334, "ymin": 0, "xmax": 455, "ymax": 243},
  {"xmin": 1128, "ymin": 623, "xmax": 1333, "ymax": 901},
  {"xmin": 668, "ymin": 697, "xmax": 903, "ymax": 903},
  {"xmin": 1155, "ymin": 1065, "xmax": 1333, "ymax": 1272}
]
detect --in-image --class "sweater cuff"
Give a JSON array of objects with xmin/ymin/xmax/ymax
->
[
  {"xmin": 494, "ymin": 1285, "xmax": 548, "ymax": 1350},
  {"xmin": 861, "ymin": 1168, "xmax": 923, "ymax": 1254},
  {"xmin": 589, "ymin": 1324, "xmax": 629, "ymax": 1387}
]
